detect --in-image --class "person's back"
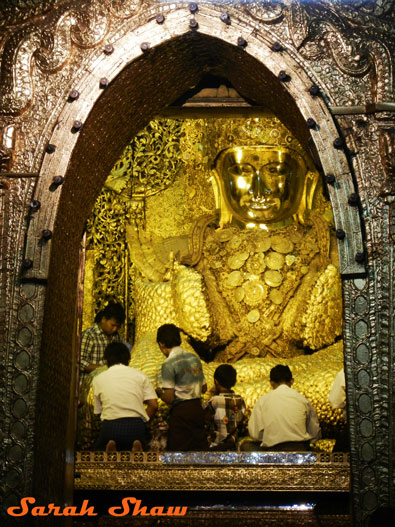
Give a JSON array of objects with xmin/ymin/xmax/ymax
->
[
  {"xmin": 205, "ymin": 364, "xmax": 246, "ymax": 450},
  {"xmin": 156, "ymin": 324, "xmax": 208, "ymax": 451},
  {"xmin": 328, "ymin": 369, "xmax": 346, "ymax": 417},
  {"xmin": 247, "ymin": 365, "xmax": 320, "ymax": 451},
  {"xmin": 93, "ymin": 342, "xmax": 157, "ymax": 451},
  {"xmin": 328, "ymin": 369, "xmax": 349, "ymax": 451},
  {"xmin": 162, "ymin": 347, "xmax": 206, "ymax": 403},
  {"xmin": 249, "ymin": 384, "xmax": 318, "ymax": 447},
  {"xmin": 93, "ymin": 365, "xmax": 154, "ymax": 421}
]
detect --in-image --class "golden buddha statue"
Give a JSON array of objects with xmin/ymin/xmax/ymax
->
[
  {"xmin": 214, "ymin": 146, "xmax": 307, "ymax": 226},
  {"xmin": 79, "ymin": 117, "xmax": 345, "ymax": 450},
  {"xmin": 127, "ymin": 143, "xmax": 342, "ymax": 363}
]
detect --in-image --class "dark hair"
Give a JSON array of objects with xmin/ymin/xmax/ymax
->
[
  {"xmin": 104, "ymin": 342, "xmax": 130, "ymax": 367},
  {"xmin": 101, "ymin": 302, "xmax": 125, "ymax": 325},
  {"xmin": 94, "ymin": 309, "xmax": 104, "ymax": 324},
  {"xmin": 270, "ymin": 365, "xmax": 292, "ymax": 384},
  {"xmin": 214, "ymin": 364, "xmax": 237, "ymax": 390},
  {"xmin": 157, "ymin": 324, "xmax": 181, "ymax": 348}
]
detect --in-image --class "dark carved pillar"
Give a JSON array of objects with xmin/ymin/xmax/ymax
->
[
  {"xmin": 0, "ymin": 175, "xmax": 46, "ymax": 523},
  {"xmin": 339, "ymin": 113, "xmax": 395, "ymax": 526}
]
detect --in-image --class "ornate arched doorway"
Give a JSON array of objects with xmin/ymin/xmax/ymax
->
[
  {"xmin": 30, "ymin": 21, "xmax": 362, "ymax": 504},
  {"xmin": 2, "ymin": 4, "xmax": 392, "ymax": 526}
]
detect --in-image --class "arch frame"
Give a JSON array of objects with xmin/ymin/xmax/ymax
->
[{"xmin": 23, "ymin": 5, "xmax": 364, "ymax": 279}]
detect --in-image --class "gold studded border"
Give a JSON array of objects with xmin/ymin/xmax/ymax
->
[{"xmin": 75, "ymin": 452, "xmax": 350, "ymax": 492}]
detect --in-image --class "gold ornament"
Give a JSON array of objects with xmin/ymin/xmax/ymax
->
[
  {"xmin": 235, "ymin": 287, "xmax": 245, "ymax": 303},
  {"xmin": 225, "ymin": 271, "xmax": 244, "ymax": 288},
  {"xmin": 228, "ymin": 252, "xmax": 249, "ymax": 270},
  {"xmin": 255, "ymin": 238, "xmax": 271, "ymax": 252},
  {"xmin": 269, "ymin": 289, "xmax": 284, "ymax": 305},
  {"xmin": 266, "ymin": 251, "xmax": 285, "ymax": 270},
  {"xmin": 247, "ymin": 309, "xmax": 260, "ymax": 323},
  {"xmin": 264, "ymin": 269, "xmax": 283, "ymax": 287},
  {"xmin": 244, "ymin": 280, "xmax": 267, "ymax": 305},
  {"xmin": 271, "ymin": 236, "xmax": 294, "ymax": 254}
]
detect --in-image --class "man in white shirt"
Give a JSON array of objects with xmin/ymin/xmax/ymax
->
[
  {"xmin": 328, "ymin": 368, "xmax": 349, "ymax": 451},
  {"xmin": 246, "ymin": 365, "xmax": 321, "ymax": 451},
  {"xmin": 328, "ymin": 369, "xmax": 346, "ymax": 419},
  {"xmin": 93, "ymin": 342, "xmax": 158, "ymax": 451}
]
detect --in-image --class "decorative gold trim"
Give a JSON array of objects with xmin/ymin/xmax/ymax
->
[{"xmin": 75, "ymin": 452, "xmax": 350, "ymax": 492}]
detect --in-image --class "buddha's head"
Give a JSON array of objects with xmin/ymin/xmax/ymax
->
[{"xmin": 213, "ymin": 146, "xmax": 318, "ymax": 228}]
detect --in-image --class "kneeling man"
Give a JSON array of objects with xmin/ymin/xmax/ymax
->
[
  {"xmin": 93, "ymin": 342, "xmax": 158, "ymax": 451},
  {"xmin": 246, "ymin": 365, "xmax": 321, "ymax": 451}
]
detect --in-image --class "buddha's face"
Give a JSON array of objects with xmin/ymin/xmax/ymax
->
[{"xmin": 216, "ymin": 147, "xmax": 305, "ymax": 225}]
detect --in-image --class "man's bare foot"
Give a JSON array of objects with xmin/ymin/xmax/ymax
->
[
  {"xmin": 132, "ymin": 440, "xmax": 143, "ymax": 452},
  {"xmin": 106, "ymin": 440, "xmax": 116, "ymax": 452}
]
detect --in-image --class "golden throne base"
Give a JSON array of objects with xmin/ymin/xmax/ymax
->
[
  {"xmin": 75, "ymin": 452, "xmax": 351, "ymax": 526},
  {"xmin": 75, "ymin": 451, "xmax": 350, "ymax": 492}
]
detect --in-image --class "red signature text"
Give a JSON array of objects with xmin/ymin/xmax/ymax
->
[
  {"xmin": 7, "ymin": 497, "xmax": 188, "ymax": 517},
  {"xmin": 7, "ymin": 497, "xmax": 97, "ymax": 516},
  {"xmin": 109, "ymin": 498, "xmax": 188, "ymax": 517}
]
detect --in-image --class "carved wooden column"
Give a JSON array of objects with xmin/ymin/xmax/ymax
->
[
  {"xmin": 0, "ymin": 173, "xmax": 46, "ymax": 515},
  {"xmin": 338, "ymin": 113, "xmax": 395, "ymax": 525}
]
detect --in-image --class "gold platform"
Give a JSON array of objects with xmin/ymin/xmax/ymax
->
[{"xmin": 75, "ymin": 452, "xmax": 350, "ymax": 492}]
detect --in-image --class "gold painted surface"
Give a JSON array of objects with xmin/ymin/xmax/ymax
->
[
  {"xmin": 214, "ymin": 146, "xmax": 309, "ymax": 227},
  {"xmin": 83, "ymin": 119, "xmax": 183, "ymax": 328},
  {"xmin": 182, "ymin": 216, "xmax": 341, "ymax": 362},
  {"xmin": 107, "ymin": 119, "xmax": 183, "ymax": 200},
  {"xmin": 84, "ymin": 116, "xmax": 339, "ymax": 347},
  {"xmin": 132, "ymin": 262, "xmax": 211, "ymax": 342},
  {"xmin": 83, "ymin": 187, "xmax": 131, "ymax": 333},
  {"xmin": 123, "ymin": 118, "xmax": 340, "ymax": 362}
]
